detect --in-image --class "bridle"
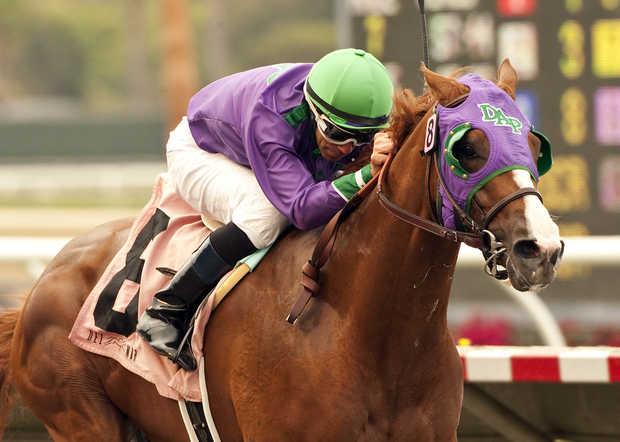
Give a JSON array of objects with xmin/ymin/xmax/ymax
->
[
  {"xmin": 377, "ymin": 141, "xmax": 542, "ymax": 279},
  {"xmin": 377, "ymin": 95, "xmax": 543, "ymax": 280},
  {"xmin": 286, "ymin": 95, "xmax": 543, "ymax": 324}
]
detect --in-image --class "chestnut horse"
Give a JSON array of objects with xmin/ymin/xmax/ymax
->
[{"xmin": 0, "ymin": 61, "xmax": 562, "ymax": 441}]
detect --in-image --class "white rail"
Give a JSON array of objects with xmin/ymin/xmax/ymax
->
[
  {"xmin": 3, "ymin": 235, "xmax": 619, "ymax": 265},
  {"xmin": 458, "ymin": 235, "xmax": 620, "ymax": 267},
  {"xmin": 0, "ymin": 236, "xmax": 71, "ymax": 262},
  {"xmin": 2, "ymin": 235, "xmax": 619, "ymax": 346}
]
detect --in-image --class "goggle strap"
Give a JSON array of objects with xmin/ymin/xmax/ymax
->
[{"xmin": 306, "ymin": 82, "xmax": 388, "ymax": 127}]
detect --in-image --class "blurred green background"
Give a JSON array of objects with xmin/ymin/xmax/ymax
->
[
  {"xmin": 0, "ymin": 0, "xmax": 340, "ymax": 209},
  {"xmin": 1, "ymin": 0, "xmax": 336, "ymax": 119}
]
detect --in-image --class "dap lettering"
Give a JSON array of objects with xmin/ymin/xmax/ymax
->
[{"xmin": 478, "ymin": 103, "xmax": 522, "ymax": 134}]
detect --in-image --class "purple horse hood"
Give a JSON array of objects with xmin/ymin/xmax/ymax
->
[{"xmin": 435, "ymin": 74, "xmax": 539, "ymax": 230}]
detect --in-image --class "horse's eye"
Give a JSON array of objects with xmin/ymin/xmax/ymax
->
[{"xmin": 453, "ymin": 143, "xmax": 477, "ymax": 159}]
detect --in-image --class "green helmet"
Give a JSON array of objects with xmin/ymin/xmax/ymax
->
[{"xmin": 305, "ymin": 48, "xmax": 394, "ymax": 130}]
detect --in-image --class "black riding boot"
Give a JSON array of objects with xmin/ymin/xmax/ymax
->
[
  {"xmin": 136, "ymin": 237, "xmax": 233, "ymax": 371},
  {"xmin": 137, "ymin": 222, "xmax": 257, "ymax": 371}
]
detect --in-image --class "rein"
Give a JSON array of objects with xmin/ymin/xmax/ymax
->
[
  {"xmin": 286, "ymin": 172, "xmax": 380, "ymax": 324},
  {"xmin": 376, "ymin": 149, "xmax": 485, "ymax": 249},
  {"xmin": 286, "ymin": 100, "xmax": 544, "ymax": 324}
]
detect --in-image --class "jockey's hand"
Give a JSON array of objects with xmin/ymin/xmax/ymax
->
[{"xmin": 370, "ymin": 131, "xmax": 395, "ymax": 176}]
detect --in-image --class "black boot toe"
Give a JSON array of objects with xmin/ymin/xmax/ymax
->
[{"xmin": 136, "ymin": 311, "xmax": 182, "ymax": 354}]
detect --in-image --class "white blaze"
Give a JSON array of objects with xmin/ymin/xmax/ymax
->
[{"xmin": 511, "ymin": 169, "xmax": 561, "ymax": 247}]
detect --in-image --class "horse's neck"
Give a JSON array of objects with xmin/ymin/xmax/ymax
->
[{"xmin": 326, "ymin": 142, "xmax": 460, "ymax": 355}]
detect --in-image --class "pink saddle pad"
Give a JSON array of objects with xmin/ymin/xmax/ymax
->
[{"xmin": 69, "ymin": 173, "xmax": 221, "ymax": 401}]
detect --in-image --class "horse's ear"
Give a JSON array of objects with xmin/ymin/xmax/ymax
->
[
  {"xmin": 497, "ymin": 58, "xmax": 518, "ymax": 100},
  {"xmin": 421, "ymin": 62, "xmax": 469, "ymax": 106}
]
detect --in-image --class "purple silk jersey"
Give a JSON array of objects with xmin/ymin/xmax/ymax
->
[{"xmin": 187, "ymin": 63, "xmax": 358, "ymax": 230}]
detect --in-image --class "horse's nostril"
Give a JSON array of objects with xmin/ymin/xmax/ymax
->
[
  {"xmin": 513, "ymin": 239, "xmax": 541, "ymax": 259},
  {"xmin": 550, "ymin": 240, "xmax": 565, "ymax": 266}
]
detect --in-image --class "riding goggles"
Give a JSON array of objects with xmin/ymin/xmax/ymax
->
[{"xmin": 306, "ymin": 91, "xmax": 377, "ymax": 146}]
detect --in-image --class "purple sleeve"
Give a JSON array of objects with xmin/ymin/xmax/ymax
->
[{"xmin": 244, "ymin": 107, "xmax": 347, "ymax": 230}]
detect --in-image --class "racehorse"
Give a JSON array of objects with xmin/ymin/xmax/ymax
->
[{"xmin": 0, "ymin": 60, "xmax": 562, "ymax": 441}]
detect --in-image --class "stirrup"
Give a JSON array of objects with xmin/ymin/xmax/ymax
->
[
  {"xmin": 171, "ymin": 343, "xmax": 197, "ymax": 371},
  {"xmin": 169, "ymin": 288, "xmax": 214, "ymax": 371},
  {"xmin": 170, "ymin": 320, "xmax": 197, "ymax": 371}
]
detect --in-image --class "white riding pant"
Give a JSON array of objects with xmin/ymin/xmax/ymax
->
[{"xmin": 166, "ymin": 117, "xmax": 290, "ymax": 249}]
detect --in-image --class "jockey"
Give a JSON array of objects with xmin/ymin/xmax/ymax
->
[{"xmin": 136, "ymin": 48, "xmax": 395, "ymax": 370}]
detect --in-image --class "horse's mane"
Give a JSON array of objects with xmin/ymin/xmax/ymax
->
[{"xmin": 387, "ymin": 88, "xmax": 434, "ymax": 148}]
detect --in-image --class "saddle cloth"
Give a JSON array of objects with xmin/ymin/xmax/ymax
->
[{"xmin": 68, "ymin": 173, "xmax": 265, "ymax": 401}]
